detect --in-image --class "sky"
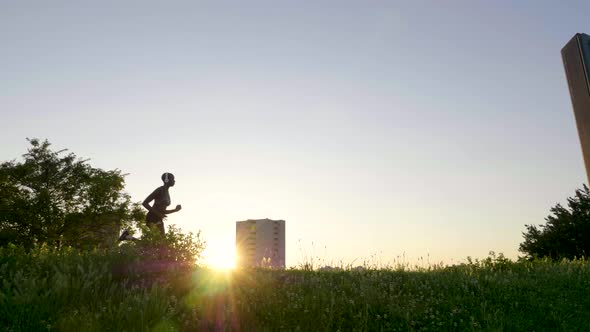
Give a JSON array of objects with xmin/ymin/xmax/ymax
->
[{"xmin": 1, "ymin": 1, "xmax": 590, "ymax": 269}]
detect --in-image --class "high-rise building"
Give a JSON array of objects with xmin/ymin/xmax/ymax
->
[
  {"xmin": 562, "ymin": 33, "xmax": 590, "ymax": 183},
  {"xmin": 236, "ymin": 219, "xmax": 285, "ymax": 268}
]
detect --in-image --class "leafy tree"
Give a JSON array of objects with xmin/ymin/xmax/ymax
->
[
  {"xmin": 520, "ymin": 185, "xmax": 590, "ymax": 260},
  {"xmin": 0, "ymin": 138, "xmax": 144, "ymax": 249}
]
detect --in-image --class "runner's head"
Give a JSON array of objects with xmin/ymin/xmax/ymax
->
[{"xmin": 162, "ymin": 172, "xmax": 175, "ymax": 187}]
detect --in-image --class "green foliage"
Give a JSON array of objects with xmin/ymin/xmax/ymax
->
[
  {"xmin": 0, "ymin": 244, "xmax": 174, "ymax": 331},
  {"xmin": 520, "ymin": 185, "xmax": 590, "ymax": 260},
  {"xmin": 0, "ymin": 223, "xmax": 206, "ymax": 332},
  {"xmin": 1, "ymin": 249, "xmax": 589, "ymax": 331},
  {"xmin": 0, "ymin": 138, "xmax": 144, "ymax": 249},
  {"xmin": 120, "ymin": 223, "xmax": 206, "ymax": 266}
]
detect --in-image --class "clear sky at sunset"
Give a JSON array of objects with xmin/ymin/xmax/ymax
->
[{"xmin": 2, "ymin": 1, "xmax": 590, "ymax": 268}]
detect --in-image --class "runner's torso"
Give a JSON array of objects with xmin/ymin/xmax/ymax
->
[{"xmin": 147, "ymin": 186, "xmax": 170, "ymax": 222}]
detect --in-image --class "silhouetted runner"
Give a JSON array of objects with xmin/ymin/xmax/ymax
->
[
  {"xmin": 143, "ymin": 172, "xmax": 182, "ymax": 234},
  {"xmin": 118, "ymin": 172, "xmax": 182, "ymax": 241}
]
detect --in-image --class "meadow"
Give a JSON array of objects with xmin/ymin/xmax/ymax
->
[{"xmin": 1, "ymin": 246, "xmax": 589, "ymax": 332}]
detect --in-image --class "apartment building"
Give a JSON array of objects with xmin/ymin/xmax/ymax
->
[{"xmin": 236, "ymin": 219, "xmax": 285, "ymax": 268}]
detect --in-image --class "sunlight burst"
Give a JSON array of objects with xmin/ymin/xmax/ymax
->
[{"xmin": 205, "ymin": 249, "xmax": 236, "ymax": 270}]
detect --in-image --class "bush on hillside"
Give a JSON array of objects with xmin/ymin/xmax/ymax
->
[{"xmin": 520, "ymin": 185, "xmax": 590, "ymax": 260}]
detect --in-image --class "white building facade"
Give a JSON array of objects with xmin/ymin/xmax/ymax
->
[{"xmin": 236, "ymin": 219, "xmax": 285, "ymax": 268}]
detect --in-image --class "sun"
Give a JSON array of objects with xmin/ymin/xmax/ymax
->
[{"xmin": 204, "ymin": 248, "xmax": 236, "ymax": 270}]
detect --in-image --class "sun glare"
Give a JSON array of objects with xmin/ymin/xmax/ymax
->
[{"xmin": 205, "ymin": 249, "xmax": 236, "ymax": 271}]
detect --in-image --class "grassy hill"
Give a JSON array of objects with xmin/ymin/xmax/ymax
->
[{"xmin": 2, "ymin": 246, "xmax": 589, "ymax": 331}]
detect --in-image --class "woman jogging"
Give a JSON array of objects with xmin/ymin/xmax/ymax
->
[
  {"xmin": 143, "ymin": 172, "xmax": 182, "ymax": 234},
  {"xmin": 118, "ymin": 172, "xmax": 181, "ymax": 241}
]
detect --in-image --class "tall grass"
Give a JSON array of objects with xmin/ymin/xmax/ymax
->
[{"xmin": 2, "ymin": 246, "xmax": 589, "ymax": 331}]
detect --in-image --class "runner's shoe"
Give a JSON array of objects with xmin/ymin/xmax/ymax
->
[{"xmin": 118, "ymin": 229, "xmax": 130, "ymax": 242}]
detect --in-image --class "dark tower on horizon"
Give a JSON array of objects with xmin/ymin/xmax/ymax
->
[{"xmin": 562, "ymin": 33, "xmax": 590, "ymax": 183}]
